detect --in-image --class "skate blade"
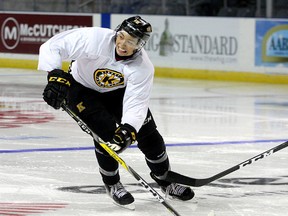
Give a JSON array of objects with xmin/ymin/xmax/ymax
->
[
  {"xmin": 165, "ymin": 194, "xmax": 197, "ymax": 203},
  {"xmin": 113, "ymin": 201, "xmax": 135, "ymax": 211}
]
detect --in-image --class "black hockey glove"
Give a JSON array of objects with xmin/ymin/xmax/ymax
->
[
  {"xmin": 43, "ymin": 69, "xmax": 72, "ymax": 109},
  {"xmin": 106, "ymin": 124, "xmax": 137, "ymax": 154}
]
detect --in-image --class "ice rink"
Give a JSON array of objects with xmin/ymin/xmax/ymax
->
[{"xmin": 0, "ymin": 68, "xmax": 288, "ymax": 216}]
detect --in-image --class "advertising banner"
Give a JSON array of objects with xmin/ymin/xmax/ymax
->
[
  {"xmin": 0, "ymin": 13, "xmax": 92, "ymax": 54},
  {"xmin": 112, "ymin": 15, "xmax": 245, "ymax": 70},
  {"xmin": 255, "ymin": 20, "xmax": 288, "ymax": 68}
]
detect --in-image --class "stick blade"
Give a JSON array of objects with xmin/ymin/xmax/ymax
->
[{"xmin": 165, "ymin": 171, "xmax": 208, "ymax": 187}]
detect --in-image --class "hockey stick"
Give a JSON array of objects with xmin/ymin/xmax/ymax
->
[
  {"xmin": 165, "ymin": 140, "xmax": 288, "ymax": 187},
  {"xmin": 61, "ymin": 104, "xmax": 181, "ymax": 216}
]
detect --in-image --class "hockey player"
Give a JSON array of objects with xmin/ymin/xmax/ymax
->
[{"xmin": 38, "ymin": 16, "xmax": 194, "ymax": 209}]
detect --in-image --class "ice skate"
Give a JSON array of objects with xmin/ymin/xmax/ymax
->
[
  {"xmin": 151, "ymin": 172, "xmax": 195, "ymax": 201},
  {"xmin": 105, "ymin": 181, "xmax": 135, "ymax": 210}
]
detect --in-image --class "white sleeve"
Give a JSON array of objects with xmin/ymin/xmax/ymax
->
[
  {"xmin": 37, "ymin": 28, "xmax": 89, "ymax": 71},
  {"xmin": 121, "ymin": 64, "xmax": 154, "ymax": 132}
]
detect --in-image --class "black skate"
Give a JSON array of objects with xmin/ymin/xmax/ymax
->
[
  {"xmin": 105, "ymin": 181, "xmax": 135, "ymax": 210},
  {"xmin": 150, "ymin": 172, "xmax": 195, "ymax": 201}
]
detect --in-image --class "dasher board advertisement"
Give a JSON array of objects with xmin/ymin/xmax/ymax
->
[
  {"xmin": 118, "ymin": 16, "xmax": 250, "ymax": 71},
  {"xmin": 255, "ymin": 20, "xmax": 288, "ymax": 68},
  {"xmin": 0, "ymin": 13, "xmax": 92, "ymax": 54}
]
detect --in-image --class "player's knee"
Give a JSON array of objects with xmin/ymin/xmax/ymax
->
[
  {"xmin": 137, "ymin": 129, "xmax": 170, "ymax": 176},
  {"xmin": 137, "ymin": 129, "xmax": 166, "ymax": 158}
]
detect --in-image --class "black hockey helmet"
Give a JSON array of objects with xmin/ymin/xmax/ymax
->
[{"xmin": 115, "ymin": 16, "xmax": 152, "ymax": 47}]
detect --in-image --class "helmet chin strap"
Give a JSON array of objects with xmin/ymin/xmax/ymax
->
[{"xmin": 133, "ymin": 38, "xmax": 146, "ymax": 53}]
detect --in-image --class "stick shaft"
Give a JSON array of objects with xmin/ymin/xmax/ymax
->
[
  {"xmin": 61, "ymin": 104, "xmax": 181, "ymax": 216},
  {"xmin": 166, "ymin": 141, "xmax": 288, "ymax": 187}
]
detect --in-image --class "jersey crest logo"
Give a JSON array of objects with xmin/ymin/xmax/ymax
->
[{"xmin": 94, "ymin": 69, "xmax": 124, "ymax": 88}]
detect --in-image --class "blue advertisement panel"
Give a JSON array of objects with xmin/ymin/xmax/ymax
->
[{"xmin": 255, "ymin": 20, "xmax": 288, "ymax": 67}]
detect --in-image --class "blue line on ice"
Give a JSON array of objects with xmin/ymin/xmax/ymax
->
[{"xmin": 0, "ymin": 139, "xmax": 286, "ymax": 154}]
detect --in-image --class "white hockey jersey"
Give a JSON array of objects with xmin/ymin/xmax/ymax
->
[{"xmin": 38, "ymin": 27, "xmax": 155, "ymax": 132}]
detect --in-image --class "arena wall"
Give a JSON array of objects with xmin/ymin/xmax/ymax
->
[{"xmin": 0, "ymin": 12, "xmax": 287, "ymax": 83}]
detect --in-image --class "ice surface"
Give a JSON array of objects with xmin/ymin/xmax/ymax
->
[{"xmin": 0, "ymin": 68, "xmax": 288, "ymax": 216}]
